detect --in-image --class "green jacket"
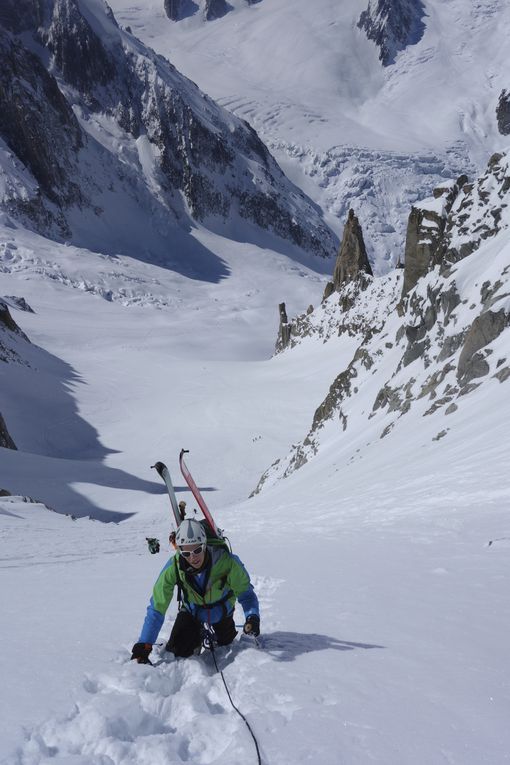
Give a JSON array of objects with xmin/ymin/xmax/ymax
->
[{"xmin": 139, "ymin": 546, "xmax": 259, "ymax": 643}]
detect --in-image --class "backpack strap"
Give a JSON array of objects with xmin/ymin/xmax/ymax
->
[{"xmin": 174, "ymin": 558, "xmax": 184, "ymax": 607}]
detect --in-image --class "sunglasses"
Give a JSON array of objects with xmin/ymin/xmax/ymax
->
[{"xmin": 179, "ymin": 544, "xmax": 205, "ymax": 558}]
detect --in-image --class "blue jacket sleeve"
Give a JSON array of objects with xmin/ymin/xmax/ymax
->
[
  {"xmin": 238, "ymin": 584, "xmax": 260, "ymax": 619},
  {"xmin": 138, "ymin": 556, "xmax": 175, "ymax": 644},
  {"xmin": 138, "ymin": 598, "xmax": 165, "ymax": 644},
  {"xmin": 230, "ymin": 554, "xmax": 260, "ymax": 619}
]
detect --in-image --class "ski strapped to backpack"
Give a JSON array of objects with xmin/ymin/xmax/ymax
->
[
  {"xmin": 151, "ymin": 461, "xmax": 185, "ymax": 527},
  {"xmin": 179, "ymin": 449, "xmax": 220, "ymax": 537}
]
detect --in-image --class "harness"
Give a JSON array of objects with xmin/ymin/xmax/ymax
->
[{"xmin": 175, "ymin": 550, "xmax": 234, "ymax": 621}]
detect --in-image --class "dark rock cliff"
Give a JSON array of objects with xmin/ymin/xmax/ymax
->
[
  {"xmin": 358, "ymin": 0, "xmax": 426, "ymax": 66},
  {"xmin": 0, "ymin": 412, "xmax": 17, "ymax": 450},
  {"xmin": 496, "ymin": 90, "xmax": 510, "ymax": 136},
  {"xmin": 0, "ymin": 299, "xmax": 31, "ymax": 450},
  {"xmin": 204, "ymin": 0, "xmax": 231, "ymax": 20}
]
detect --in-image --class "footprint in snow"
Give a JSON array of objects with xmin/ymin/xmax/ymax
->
[
  {"xmin": 14, "ymin": 576, "xmax": 285, "ymax": 764},
  {"xmin": 15, "ymin": 643, "xmax": 266, "ymax": 765}
]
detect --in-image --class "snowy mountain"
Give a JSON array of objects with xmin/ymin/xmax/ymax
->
[
  {"xmin": 1, "ymin": 2, "xmax": 510, "ymax": 764},
  {"xmin": 108, "ymin": 0, "xmax": 510, "ymax": 271},
  {"xmin": 0, "ymin": 0, "xmax": 336, "ymax": 264}
]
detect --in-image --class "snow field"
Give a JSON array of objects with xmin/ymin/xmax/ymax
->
[{"xmin": 2, "ymin": 207, "xmax": 510, "ymax": 762}]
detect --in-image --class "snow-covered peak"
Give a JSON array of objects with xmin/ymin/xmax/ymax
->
[{"xmin": 0, "ymin": 0, "xmax": 337, "ymax": 267}]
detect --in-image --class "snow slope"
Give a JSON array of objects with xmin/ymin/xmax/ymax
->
[
  {"xmin": 1, "ymin": 210, "xmax": 510, "ymax": 763},
  {"xmin": 1, "ymin": 2, "xmax": 510, "ymax": 762}
]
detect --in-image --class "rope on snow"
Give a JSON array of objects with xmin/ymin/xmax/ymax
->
[{"xmin": 205, "ymin": 630, "xmax": 263, "ymax": 765}]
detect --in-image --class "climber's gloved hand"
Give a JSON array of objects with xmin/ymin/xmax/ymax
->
[
  {"xmin": 243, "ymin": 615, "xmax": 260, "ymax": 637},
  {"xmin": 131, "ymin": 642, "xmax": 153, "ymax": 664}
]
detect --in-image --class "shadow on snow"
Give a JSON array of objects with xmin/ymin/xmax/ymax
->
[
  {"xmin": 260, "ymin": 631, "xmax": 384, "ymax": 661},
  {"xmin": 0, "ymin": 327, "xmax": 175, "ymax": 522}
]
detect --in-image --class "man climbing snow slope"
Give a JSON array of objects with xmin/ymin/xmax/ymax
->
[{"xmin": 132, "ymin": 519, "xmax": 260, "ymax": 663}]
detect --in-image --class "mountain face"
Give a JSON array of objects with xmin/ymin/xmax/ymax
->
[
  {"xmin": 254, "ymin": 149, "xmax": 510, "ymax": 492},
  {"xmin": 0, "ymin": 26, "xmax": 83, "ymax": 238},
  {"xmin": 0, "ymin": 0, "xmax": 336, "ymax": 263},
  {"xmin": 358, "ymin": 0, "xmax": 426, "ymax": 66}
]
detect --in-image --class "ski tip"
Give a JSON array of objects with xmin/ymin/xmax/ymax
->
[{"xmin": 151, "ymin": 461, "xmax": 166, "ymax": 475}]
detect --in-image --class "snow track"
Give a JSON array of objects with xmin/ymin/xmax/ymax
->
[
  {"xmin": 13, "ymin": 580, "xmax": 286, "ymax": 765},
  {"xmin": 17, "ymin": 644, "xmax": 266, "ymax": 765}
]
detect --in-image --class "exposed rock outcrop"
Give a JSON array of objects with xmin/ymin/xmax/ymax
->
[
  {"xmin": 1, "ymin": 297, "xmax": 31, "ymax": 366},
  {"xmin": 204, "ymin": 0, "xmax": 231, "ymax": 19},
  {"xmin": 358, "ymin": 0, "xmax": 426, "ymax": 66},
  {"xmin": 3, "ymin": 297, "xmax": 34, "ymax": 314},
  {"xmin": 401, "ymin": 176, "xmax": 467, "ymax": 297},
  {"xmin": 402, "ymin": 151, "xmax": 510, "ymax": 298},
  {"xmin": 457, "ymin": 310, "xmax": 508, "ymax": 386},
  {"xmin": 165, "ymin": 0, "xmax": 180, "ymax": 20},
  {"xmin": 165, "ymin": 0, "xmax": 257, "ymax": 21},
  {"xmin": 496, "ymin": 90, "xmax": 510, "ymax": 136},
  {"xmin": 333, "ymin": 209, "xmax": 373, "ymax": 291},
  {"xmin": 0, "ymin": 300, "xmax": 29, "ymax": 341},
  {"xmin": 275, "ymin": 303, "xmax": 292, "ymax": 353},
  {"xmin": 440, "ymin": 153, "xmax": 510, "ymax": 264},
  {"xmin": 0, "ymin": 412, "xmax": 17, "ymax": 450}
]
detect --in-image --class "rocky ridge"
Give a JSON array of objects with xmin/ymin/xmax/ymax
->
[
  {"xmin": 255, "ymin": 149, "xmax": 510, "ymax": 494},
  {"xmin": 0, "ymin": 0, "xmax": 335, "ymax": 263}
]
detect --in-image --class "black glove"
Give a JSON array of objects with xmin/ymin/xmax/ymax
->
[
  {"xmin": 243, "ymin": 615, "xmax": 260, "ymax": 637},
  {"xmin": 131, "ymin": 642, "xmax": 153, "ymax": 664}
]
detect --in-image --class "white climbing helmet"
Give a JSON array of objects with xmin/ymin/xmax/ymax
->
[{"xmin": 175, "ymin": 519, "xmax": 207, "ymax": 547}]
